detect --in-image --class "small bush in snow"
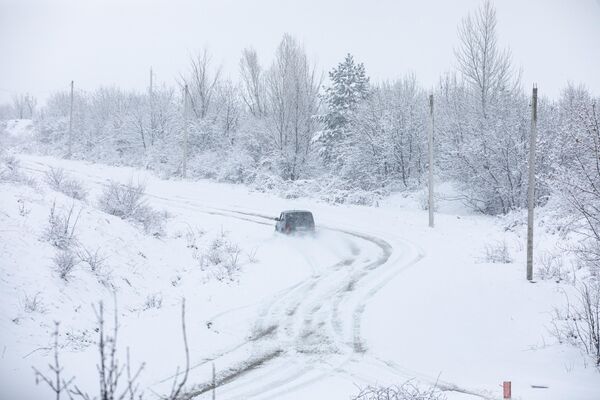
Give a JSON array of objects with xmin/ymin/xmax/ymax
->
[
  {"xmin": 345, "ymin": 190, "xmax": 379, "ymax": 206},
  {"xmin": 0, "ymin": 155, "xmax": 37, "ymax": 187},
  {"xmin": 98, "ymin": 180, "xmax": 145, "ymax": 217},
  {"xmin": 250, "ymin": 172, "xmax": 284, "ymax": 193},
  {"xmin": 537, "ymin": 251, "xmax": 569, "ymax": 282},
  {"xmin": 318, "ymin": 187, "xmax": 381, "ymax": 206},
  {"xmin": 73, "ymin": 245, "xmax": 113, "ymax": 287},
  {"xmin": 44, "ymin": 201, "xmax": 81, "ymax": 250},
  {"xmin": 135, "ymin": 207, "xmax": 167, "ymax": 237},
  {"xmin": 98, "ymin": 180, "xmax": 165, "ymax": 236},
  {"xmin": 45, "ymin": 167, "xmax": 88, "ymax": 200},
  {"xmin": 21, "ymin": 292, "xmax": 46, "ymax": 314},
  {"xmin": 17, "ymin": 198, "xmax": 31, "ymax": 217},
  {"xmin": 76, "ymin": 245, "xmax": 107, "ymax": 273},
  {"xmin": 353, "ymin": 381, "xmax": 446, "ymax": 400},
  {"xmin": 95, "ymin": 269, "xmax": 114, "ymax": 289},
  {"xmin": 184, "ymin": 226, "xmax": 205, "ymax": 250},
  {"xmin": 246, "ymin": 247, "xmax": 259, "ymax": 264},
  {"xmin": 53, "ymin": 250, "xmax": 78, "ymax": 281},
  {"xmin": 483, "ymin": 240, "xmax": 513, "ymax": 264},
  {"xmin": 171, "ymin": 275, "xmax": 182, "ymax": 287},
  {"xmin": 197, "ymin": 232, "xmax": 243, "ymax": 281},
  {"xmin": 552, "ymin": 279, "xmax": 600, "ymax": 366},
  {"xmin": 143, "ymin": 293, "xmax": 163, "ymax": 310}
]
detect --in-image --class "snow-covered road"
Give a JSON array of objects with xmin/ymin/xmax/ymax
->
[
  {"xmin": 15, "ymin": 156, "xmax": 490, "ymax": 400},
  {"xmin": 3, "ymin": 154, "xmax": 598, "ymax": 400}
]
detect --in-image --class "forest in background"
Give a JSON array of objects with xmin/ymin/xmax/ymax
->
[{"xmin": 1, "ymin": 2, "xmax": 598, "ymax": 273}]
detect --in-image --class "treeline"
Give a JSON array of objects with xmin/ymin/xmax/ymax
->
[{"xmin": 2, "ymin": 2, "xmax": 598, "ymax": 223}]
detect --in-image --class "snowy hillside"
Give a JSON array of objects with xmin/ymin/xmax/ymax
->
[{"xmin": 1, "ymin": 153, "xmax": 598, "ymax": 400}]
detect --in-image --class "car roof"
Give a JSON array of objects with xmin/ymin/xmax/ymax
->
[{"xmin": 282, "ymin": 210, "xmax": 312, "ymax": 214}]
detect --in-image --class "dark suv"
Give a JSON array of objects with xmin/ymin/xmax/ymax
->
[{"xmin": 275, "ymin": 210, "xmax": 315, "ymax": 234}]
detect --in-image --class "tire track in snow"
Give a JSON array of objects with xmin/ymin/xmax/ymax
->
[
  {"xmin": 18, "ymin": 157, "xmax": 494, "ymax": 400},
  {"xmin": 189, "ymin": 209, "xmax": 491, "ymax": 400}
]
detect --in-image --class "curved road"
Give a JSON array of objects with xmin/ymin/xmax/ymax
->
[{"xmin": 19, "ymin": 156, "xmax": 493, "ymax": 400}]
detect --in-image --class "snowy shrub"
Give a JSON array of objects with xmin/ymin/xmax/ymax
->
[
  {"xmin": 64, "ymin": 328, "xmax": 94, "ymax": 351},
  {"xmin": 143, "ymin": 293, "xmax": 163, "ymax": 310},
  {"xmin": 537, "ymin": 251, "xmax": 569, "ymax": 282},
  {"xmin": 281, "ymin": 184, "xmax": 309, "ymax": 200},
  {"xmin": 216, "ymin": 149, "xmax": 256, "ymax": 183},
  {"xmin": 345, "ymin": 190, "xmax": 379, "ymax": 206},
  {"xmin": 247, "ymin": 247, "xmax": 259, "ymax": 264},
  {"xmin": 353, "ymin": 381, "xmax": 446, "ymax": 400},
  {"xmin": 134, "ymin": 206, "xmax": 167, "ymax": 237},
  {"xmin": 98, "ymin": 180, "xmax": 145, "ymax": 218},
  {"xmin": 250, "ymin": 171, "xmax": 285, "ymax": 193},
  {"xmin": 44, "ymin": 167, "xmax": 88, "ymax": 200},
  {"xmin": 198, "ymin": 232, "xmax": 243, "ymax": 281},
  {"xmin": 74, "ymin": 245, "xmax": 112, "ymax": 286},
  {"xmin": 184, "ymin": 226, "xmax": 205, "ymax": 250},
  {"xmin": 0, "ymin": 155, "xmax": 37, "ymax": 187},
  {"xmin": 552, "ymin": 279, "xmax": 600, "ymax": 366},
  {"xmin": 53, "ymin": 250, "xmax": 78, "ymax": 281},
  {"xmin": 95, "ymin": 269, "xmax": 114, "ymax": 289},
  {"xmin": 21, "ymin": 292, "xmax": 46, "ymax": 314},
  {"xmin": 188, "ymin": 152, "xmax": 220, "ymax": 180},
  {"xmin": 44, "ymin": 167, "xmax": 67, "ymax": 189},
  {"xmin": 98, "ymin": 180, "xmax": 165, "ymax": 236},
  {"xmin": 482, "ymin": 241, "xmax": 513, "ymax": 264},
  {"xmin": 318, "ymin": 187, "xmax": 380, "ymax": 206},
  {"xmin": 319, "ymin": 188, "xmax": 348, "ymax": 204},
  {"xmin": 44, "ymin": 201, "xmax": 81, "ymax": 250},
  {"xmin": 171, "ymin": 275, "xmax": 182, "ymax": 287},
  {"xmin": 17, "ymin": 198, "xmax": 31, "ymax": 217},
  {"xmin": 0, "ymin": 154, "xmax": 20, "ymax": 176},
  {"xmin": 76, "ymin": 245, "xmax": 107, "ymax": 273}
]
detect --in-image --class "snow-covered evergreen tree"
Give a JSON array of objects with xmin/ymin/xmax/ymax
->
[{"xmin": 315, "ymin": 54, "xmax": 370, "ymax": 166}]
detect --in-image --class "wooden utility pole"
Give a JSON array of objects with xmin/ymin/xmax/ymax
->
[
  {"xmin": 182, "ymin": 84, "xmax": 189, "ymax": 178},
  {"xmin": 527, "ymin": 85, "xmax": 538, "ymax": 281},
  {"xmin": 67, "ymin": 80, "xmax": 74, "ymax": 158},
  {"xmin": 428, "ymin": 94, "xmax": 435, "ymax": 228}
]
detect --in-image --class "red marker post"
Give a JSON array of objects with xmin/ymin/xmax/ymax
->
[{"xmin": 503, "ymin": 381, "xmax": 512, "ymax": 399}]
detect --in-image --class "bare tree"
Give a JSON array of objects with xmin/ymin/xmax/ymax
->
[
  {"xmin": 239, "ymin": 48, "xmax": 266, "ymax": 117},
  {"xmin": 33, "ymin": 299, "xmax": 192, "ymax": 400},
  {"xmin": 183, "ymin": 49, "xmax": 222, "ymax": 120},
  {"xmin": 13, "ymin": 94, "xmax": 26, "ymax": 119},
  {"xmin": 213, "ymin": 80, "xmax": 241, "ymax": 145},
  {"xmin": 553, "ymin": 280, "xmax": 600, "ymax": 366},
  {"xmin": 555, "ymin": 86, "xmax": 600, "ymax": 278},
  {"xmin": 69, "ymin": 300, "xmax": 146, "ymax": 400},
  {"xmin": 12, "ymin": 93, "xmax": 37, "ymax": 119},
  {"xmin": 454, "ymin": 0, "xmax": 519, "ymax": 115},
  {"xmin": 265, "ymin": 34, "xmax": 321, "ymax": 180},
  {"xmin": 32, "ymin": 322, "xmax": 75, "ymax": 400}
]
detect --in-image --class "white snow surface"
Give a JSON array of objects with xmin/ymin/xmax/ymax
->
[{"xmin": 0, "ymin": 154, "xmax": 598, "ymax": 400}]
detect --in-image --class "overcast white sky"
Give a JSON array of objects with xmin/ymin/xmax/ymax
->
[{"xmin": 1, "ymin": 0, "xmax": 599, "ymax": 104}]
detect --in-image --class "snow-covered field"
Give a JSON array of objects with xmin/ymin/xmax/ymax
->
[{"xmin": 1, "ymin": 153, "xmax": 599, "ymax": 400}]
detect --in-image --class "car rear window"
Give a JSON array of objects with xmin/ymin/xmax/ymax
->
[{"xmin": 286, "ymin": 212, "xmax": 314, "ymax": 227}]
